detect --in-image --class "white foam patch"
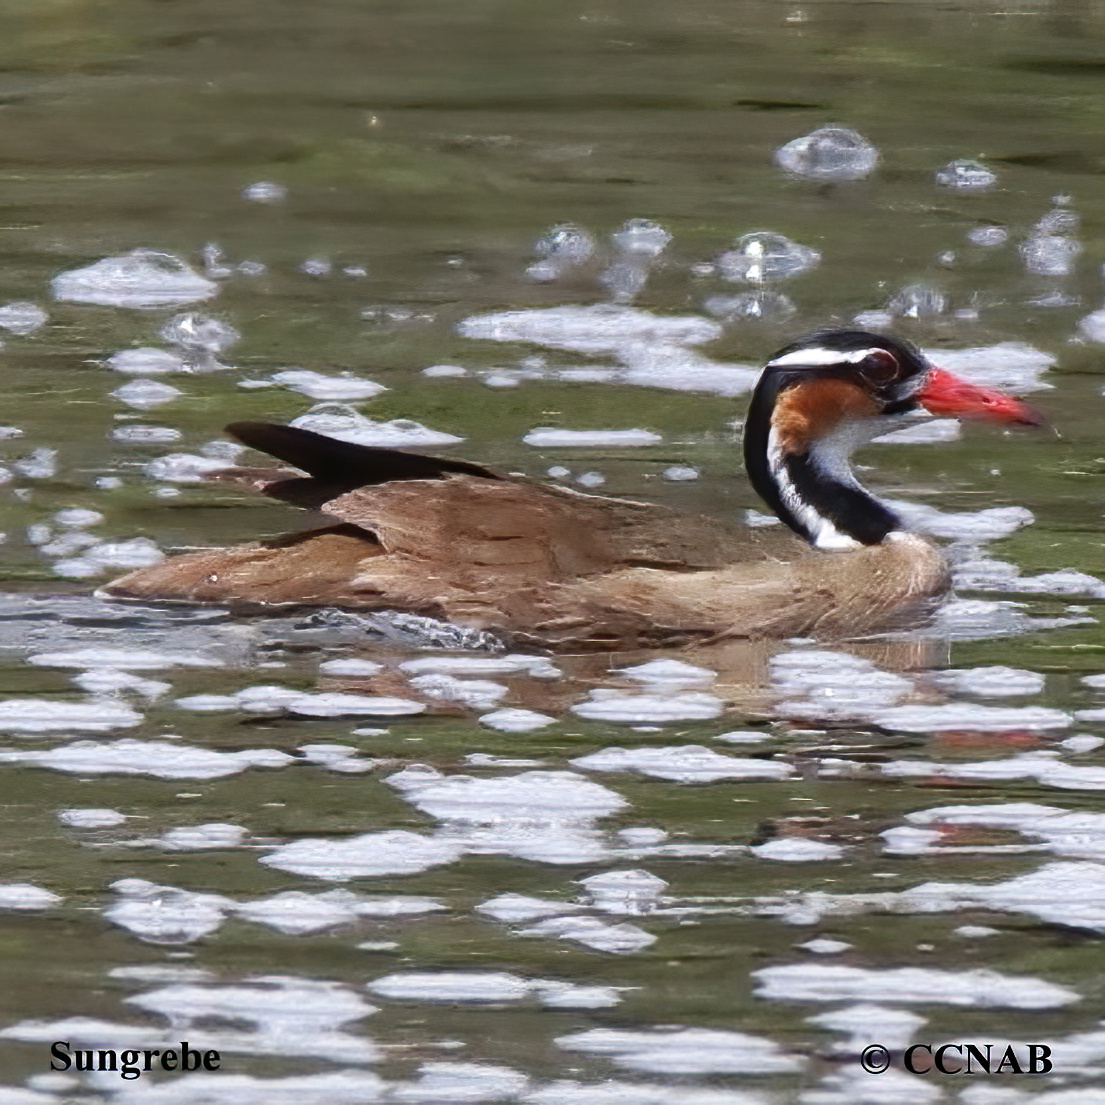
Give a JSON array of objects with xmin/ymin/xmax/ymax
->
[
  {"xmin": 367, "ymin": 970, "xmax": 621, "ymax": 1008},
  {"xmin": 458, "ymin": 305, "xmax": 721, "ymax": 355},
  {"xmin": 580, "ymin": 869, "xmax": 667, "ymax": 914},
  {"xmin": 58, "ymin": 807, "xmax": 127, "ymax": 828},
  {"xmin": 571, "ymin": 691, "xmax": 724, "ymax": 723},
  {"xmin": 807, "ymin": 1003, "xmax": 925, "ymax": 1053},
  {"xmin": 616, "ymin": 659, "xmax": 716, "ymax": 686},
  {"xmin": 289, "ymin": 406, "xmax": 463, "ymax": 448},
  {"xmin": 108, "ymin": 347, "xmax": 189, "ymax": 374},
  {"xmin": 523, "ymin": 428, "xmax": 662, "ymax": 448},
  {"xmin": 261, "ymin": 830, "xmax": 464, "ymax": 881},
  {"xmin": 393, "ymin": 1063, "xmax": 529, "ymax": 1103},
  {"xmin": 935, "ymin": 666, "xmax": 1045, "ymax": 697},
  {"xmin": 408, "ymin": 673, "xmax": 509, "ymax": 710},
  {"xmin": 318, "ymin": 658, "xmax": 385, "ymax": 678},
  {"xmin": 113, "ymin": 424, "xmax": 183, "ymax": 444},
  {"xmin": 614, "ymin": 343, "xmax": 760, "ymax": 398},
  {"xmin": 899, "ymin": 802, "xmax": 1105, "ymax": 863},
  {"xmin": 476, "ymin": 893, "xmax": 582, "ymax": 924},
  {"xmin": 479, "ymin": 708, "xmax": 556, "ymax": 732},
  {"xmin": 152, "ymin": 823, "xmax": 249, "ymax": 851},
  {"xmin": 769, "ymin": 649, "xmax": 913, "ymax": 723},
  {"xmin": 555, "ymin": 1026, "xmax": 802, "ymax": 1075},
  {"xmin": 110, "ymin": 1070, "xmax": 388, "ymax": 1104},
  {"xmin": 954, "ymin": 556, "xmax": 1105, "ymax": 599},
  {"xmin": 234, "ymin": 890, "xmax": 442, "ymax": 935},
  {"xmin": 267, "ymin": 370, "xmax": 387, "ymax": 401},
  {"xmin": 873, "ymin": 418, "xmax": 961, "ymax": 445},
  {"xmin": 144, "ymin": 453, "xmax": 228, "ymax": 484},
  {"xmin": 875, "ymin": 704, "xmax": 1070, "ymax": 733},
  {"xmin": 465, "ymin": 753, "xmax": 546, "ymax": 766},
  {"xmin": 799, "ymin": 938, "xmax": 852, "ymax": 955},
  {"xmin": 124, "ymin": 975, "xmax": 380, "ymax": 1063},
  {"xmin": 52, "ymin": 250, "xmax": 219, "ymax": 309},
  {"xmin": 53, "ymin": 537, "xmax": 166, "ymax": 579},
  {"xmin": 881, "ymin": 752, "xmax": 1105, "ymax": 790},
  {"xmin": 175, "ymin": 687, "xmax": 426, "ymax": 718},
  {"xmin": 28, "ymin": 647, "xmax": 223, "ymax": 670},
  {"xmin": 926, "ymin": 598, "xmax": 1091, "ymax": 641},
  {"xmin": 923, "ymin": 342, "xmax": 1056, "ymax": 393},
  {"xmin": 287, "ymin": 692, "xmax": 427, "ymax": 718},
  {"xmin": 753, "ymin": 963, "xmax": 1077, "ymax": 1009},
  {"xmin": 0, "ymin": 698, "xmax": 142, "ymax": 733},
  {"xmin": 715, "ymin": 730, "xmax": 769, "ymax": 744},
  {"xmin": 68, "ymin": 663, "xmax": 147, "ymax": 702},
  {"xmin": 298, "ymin": 743, "xmax": 376, "ymax": 774},
  {"xmin": 399, "ymin": 653, "xmax": 558, "ymax": 678},
  {"xmin": 519, "ymin": 915, "xmax": 657, "ymax": 954},
  {"xmin": 112, "ymin": 378, "xmax": 183, "ymax": 409},
  {"xmin": 386, "ymin": 766, "xmax": 626, "ymax": 864},
  {"xmin": 0, "ymin": 739, "xmax": 293, "ymax": 779},
  {"xmin": 571, "ymin": 745, "xmax": 794, "ymax": 784},
  {"xmin": 751, "ymin": 839, "xmax": 846, "ymax": 862},
  {"xmin": 885, "ymin": 500, "xmax": 1035, "ymax": 541},
  {"xmin": 106, "ymin": 878, "xmax": 237, "ymax": 943},
  {"xmin": 524, "ymin": 1082, "xmax": 767, "ymax": 1104},
  {"xmin": 0, "ymin": 884, "xmax": 63, "ymax": 910}
]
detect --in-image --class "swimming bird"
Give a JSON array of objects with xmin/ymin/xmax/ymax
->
[{"xmin": 102, "ymin": 330, "xmax": 1041, "ymax": 650}]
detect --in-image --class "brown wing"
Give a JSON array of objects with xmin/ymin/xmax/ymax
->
[{"xmin": 101, "ymin": 422, "xmax": 947, "ymax": 649}]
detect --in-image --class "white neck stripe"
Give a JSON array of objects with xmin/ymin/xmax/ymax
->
[{"xmin": 765, "ymin": 346, "xmax": 887, "ymax": 370}]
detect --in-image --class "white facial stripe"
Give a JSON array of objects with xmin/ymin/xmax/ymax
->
[
  {"xmin": 766, "ymin": 427, "xmax": 862, "ymax": 551},
  {"xmin": 765, "ymin": 346, "xmax": 889, "ymax": 370}
]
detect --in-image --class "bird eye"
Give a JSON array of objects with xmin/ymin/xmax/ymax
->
[{"xmin": 860, "ymin": 349, "xmax": 898, "ymax": 384}]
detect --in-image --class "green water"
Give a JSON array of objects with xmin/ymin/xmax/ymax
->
[{"xmin": 2, "ymin": 0, "xmax": 1105, "ymax": 1100}]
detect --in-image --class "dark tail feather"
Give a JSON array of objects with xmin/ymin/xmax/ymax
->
[{"xmin": 224, "ymin": 422, "xmax": 500, "ymax": 487}]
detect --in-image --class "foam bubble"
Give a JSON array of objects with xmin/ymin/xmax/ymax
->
[
  {"xmin": 774, "ymin": 126, "xmax": 878, "ymax": 182},
  {"xmin": 479, "ymin": 708, "xmax": 556, "ymax": 732},
  {"xmin": 29, "ymin": 647, "xmax": 223, "ymax": 670},
  {"xmin": 368, "ymin": 970, "xmax": 621, "ymax": 1009},
  {"xmin": 556, "ymin": 1026, "xmax": 802, "ymax": 1075},
  {"xmin": 289, "ymin": 405, "xmax": 463, "ymax": 448},
  {"xmin": 519, "ymin": 915, "xmax": 657, "ymax": 954},
  {"xmin": 579, "ymin": 869, "xmax": 667, "ymax": 915},
  {"xmin": 571, "ymin": 692, "xmax": 723, "ymax": 723},
  {"xmin": 408, "ymin": 673, "xmax": 508, "ymax": 710},
  {"xmin": 399, "ymin": 654, "xmax": 558, "ymax": 678},
  {"xmin": 875, "ymin": 704, "xmax": 1070, "ymax": 733},
  {"xmin": 935, "ymin": 666, "xmax": 1044, "ymax": 697},
  {"xmin": 751, "ymin": 839, "xmax": 846, "ymax": 862},
  {"xmin": 935, "ymin": 159, "xmax": 997, "ymax": 191},
  {"xmin": 0, "ymin": 738, "xmax": 292, "ymax": 779},
  {"xmin": 753, "ymin": 963, "xmax": 1076, "ymax": 1009},
  {"xmin": 261, "ymin": 830, "xmax": 464, "ymax": 881},
  {"xmin": 523, "ymin": 427, "xmax": 661, "ymax": 448},
  {"xmin": 58, "ymin": 808, "xmax": 127, "ymax": 828},
  {"xmin": 52, "ymin": 250, "xmax": 219, "ymax": 309},
  {"xmin": 571, "ymin": 745, "xmax": 793, "ymax": 784},
  {"xmin": 111, "ymin": 378, "xmax": 184, "ymax": 409},
  {"xmin": 106, "ymin": 878, "xmax": 236, "ymax": 943},
  {"xmin": 269, "ymin": 370, "xmax": 387, "ymax": 401},
  {"xmin": 0, "ymin": 884, "xmax": 63, "ymax": 910},
  {"xmin": 458, "ymin": 305, "xmax": 721, "ymax": 355},
  {"xmin": 0, "ymin": 698, "xmax": 142, "ymax": 733}
]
